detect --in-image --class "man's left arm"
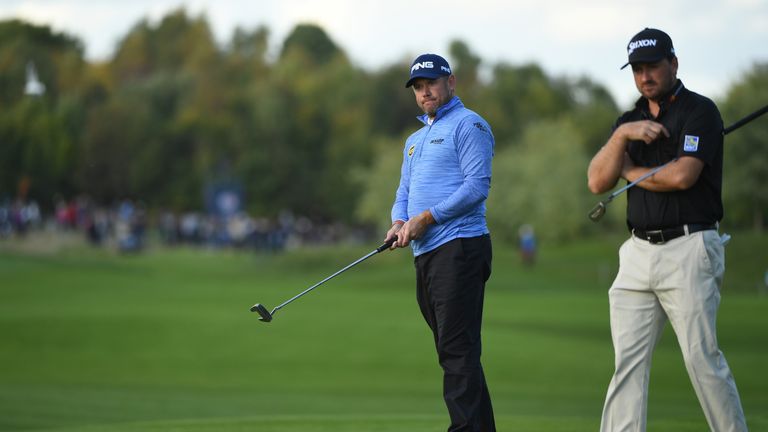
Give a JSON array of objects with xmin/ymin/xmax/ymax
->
[
  {"xmin": 430, "ymin": 117, "xmax": 494, "ymax": 222},
  {"xmin": 621, "ymin": 155, "xmax": 703, "ymax": 192}
]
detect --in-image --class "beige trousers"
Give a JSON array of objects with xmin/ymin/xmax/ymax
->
[{"xmin": 600, "ymin": 230, "xmax": 747, "ymax": 432}]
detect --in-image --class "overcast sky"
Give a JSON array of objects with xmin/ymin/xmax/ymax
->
[{"xmin": 2, "ymin": 0, "xmax": 767, "ymax": 108}]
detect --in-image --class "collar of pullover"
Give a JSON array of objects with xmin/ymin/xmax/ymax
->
[{"xmin": 418, "ymin": 96, "xmax": 463, "ymax": 125}]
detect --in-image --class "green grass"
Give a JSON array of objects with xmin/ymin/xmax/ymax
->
[{"xmin": 1, "ymin": 232, "xmax": 767, "ymax": 431}]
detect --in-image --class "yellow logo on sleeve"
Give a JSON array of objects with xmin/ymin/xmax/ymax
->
[{"xmin": 683, "ymin": 135, "xmax": 699, "ymax": 152}]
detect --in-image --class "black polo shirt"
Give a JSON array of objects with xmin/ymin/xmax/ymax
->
[{"xmin": 613, "ymin": 80, "xmax": 724, "ymax": 230}]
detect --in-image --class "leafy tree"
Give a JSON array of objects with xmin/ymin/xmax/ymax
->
[
  {"xmin": 365, "ymin": 61, "xmax": 422, "ymax": 138},
  {"xmin": 567, "ymin": 77, "xmax": 619, "ymax": 155},
  {"xmin": 354, "ymin": 136, "xmax": 408, "ymax": 231},
  {"xmin": 449, "ymin": 40, "xmax": 483, "ymax": 109},
  {"xmin": 0, "ymin": 19, "xmax": 84, "ymax": 105},
  {"xmin": 280, "ymin": 23, "xmax": 345, "ymax": 65},
  {"xmin": 482, "ymin": 62, "xmax": 574, "ymax": 147},
  {"xmin": 92, "ymin": 8, "xmax": 232, "ymax": 210},
  {"xmin": 7, "ymin": 13, "xmax": 762, "ymax": 240},
  {"xmin": 0, "ymin": 99, "xmax": 74, "ymax": 205},
  {"xmin": 0, "ymin": 20, "xmax": 87, "ymax": 206},
  {"xmin": 720, "ymin": 63, "xmax": 768, "ymax": 230},
  {"xmin": 227, "ymin": 26, "xmax": 270, "ymax": 85},
  {"xmin": 76, "ymin": 98, "xmax": 152, "ymax": 202},
  {"xmin": 111, "ymin": 8, "xmax": 218, "ymax": 81},
  {"xmin": 487, "ymin": 118, "xmax": 596, "ymax": 242},
  {"xmin": 249, "ymin": 44, "xmax": 369, "ymax": 220}
]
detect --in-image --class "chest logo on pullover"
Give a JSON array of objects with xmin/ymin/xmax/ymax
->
[
  {"xmin": 430, "ymin": 138, "xmax": 444, "ymax": 144},
  {"xmin": 408, "ymin": 144, "xmax": 415, "ymax": 157}
]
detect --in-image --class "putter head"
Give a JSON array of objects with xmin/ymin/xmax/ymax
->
[
  {"xmin": 588, "ymin": 201, "xmax": 607, "ymax": 222},
  {"xmin": 250, "ymin": 303, "xmax": 273, "ymax": 322}
]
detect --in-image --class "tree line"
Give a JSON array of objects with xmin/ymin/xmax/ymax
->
[{"xmin": 1, "ymin": 9, "xmax": 765, "ymax": 243}]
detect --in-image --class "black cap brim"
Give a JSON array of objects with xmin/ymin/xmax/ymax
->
[
  {"xmin": 621, "ymin": 54, "xmax": 668, "ymax": 70},
  {"xmin": 405, "ymin": 72, "xmax": 448, "ymax": 87}
]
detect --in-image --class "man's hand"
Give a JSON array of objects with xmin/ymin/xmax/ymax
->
[
  {"xmin": 619, "ymin": 120, "xmax": 670, "ymax": 145},
  {"xmin": 386, "ymin": 210, "xmax": 435, "ymax": 249},
  {"xmin": 588, "ymin": 120, "xmax": 670, "ymax": 194},
  {"xmin": 385, "ymin": 221, "xmax": 404, "ymax": 250}
]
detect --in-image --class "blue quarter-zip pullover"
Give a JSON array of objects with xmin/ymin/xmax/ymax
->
[{"xmin": 391, "ymin": 96, "xmax": 494, "ymax": 256}]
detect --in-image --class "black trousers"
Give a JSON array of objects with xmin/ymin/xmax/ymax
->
[{"xmin": 415, "ymin": 235, "xmax": 495, "ymax": 432}]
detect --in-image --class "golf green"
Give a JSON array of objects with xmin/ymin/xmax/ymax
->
[{"xmin": 1, "ymin": 233, "xmax": 766, "ymax": 431}]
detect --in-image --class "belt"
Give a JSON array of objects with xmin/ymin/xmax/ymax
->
[{"xmin": 632, "ymin": 223, "xmax": 717, "ymax": 245}]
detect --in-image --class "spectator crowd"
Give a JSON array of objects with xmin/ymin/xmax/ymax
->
[{"xmin": 1, "ymin": 195, "xmax": 371, "ymax": 253}]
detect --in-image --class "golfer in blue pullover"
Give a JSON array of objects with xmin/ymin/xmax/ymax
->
[{"xmin": 385, "ymin": 53, "xmax": 495, "ymax": 432}]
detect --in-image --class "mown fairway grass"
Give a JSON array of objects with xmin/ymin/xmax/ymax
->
[{"xmin": 1, "ymin": 232, "xmax": 767, "ymax": 431}]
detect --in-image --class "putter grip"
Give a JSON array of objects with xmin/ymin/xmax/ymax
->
[{"xmin": 376, "ymin": 237, "xmax": 397, "ymax": 253}]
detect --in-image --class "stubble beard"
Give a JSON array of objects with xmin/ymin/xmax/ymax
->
[{"xmin": 640, "ymin": 72, "xmax": 676, "ymax": 102}]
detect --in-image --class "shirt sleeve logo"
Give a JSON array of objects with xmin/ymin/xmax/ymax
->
[
  {"xmin": 473, "ymin": 122, "xmax": 489, "ymax": 133},
  {"xmin": 408, "ymin": 144, "xmax": 415, "ymax": 157},
  {"xmin": 683, "ymin": 135, "xmax": 699, "ymax": 152}
]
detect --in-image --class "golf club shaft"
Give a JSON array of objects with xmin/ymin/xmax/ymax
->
[
  {"xmin": 589, "ymin": 160, "xmax": 676, "ymax": 222},
  {"xmin": 723, "ymin": 104, "xmax": 768, "ymax": 135},
  {"xmin": 589, "ymin": 103, "xmax": 768, "ymax": 221},
  {"xmin": 271, "ymin": 240, "xmax": 393, "ymax": 314},
  {"xmin": 608, "ymin": 159, "xmax": 676, "ymax": 200}
]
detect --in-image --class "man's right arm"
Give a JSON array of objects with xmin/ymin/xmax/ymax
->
[
  {"xmin": 388, "ymin": 146, "xmax": 410, "ymax": 249},
  {"xmin": 587, "ymin": 120, "xmax": 670, "ymax": 194},
  {"xmin": 588, "ymin": 127, "xmax": 629, "ymax": 194}
]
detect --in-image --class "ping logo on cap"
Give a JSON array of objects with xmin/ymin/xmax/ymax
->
[
  {"xmin": 411, "ymin": 61, "xmax": 452, "ymax": 74},
  {"xmin": 412, "ymin": 61, "xmax": 434, "ymax": 72}
]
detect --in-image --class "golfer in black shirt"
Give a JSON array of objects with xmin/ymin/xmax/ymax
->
[{"xmin": 588, "ymin": 28, "xmax": 748, "ymax": 432}]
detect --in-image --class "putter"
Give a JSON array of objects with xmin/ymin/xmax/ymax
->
[
  {"xmin": 250, "ymin": 237, "xmax": 396, "ymax": 323},
  {"xmin": 589, "ymin": 104, "xmax": 768, "ymax": 222}
]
